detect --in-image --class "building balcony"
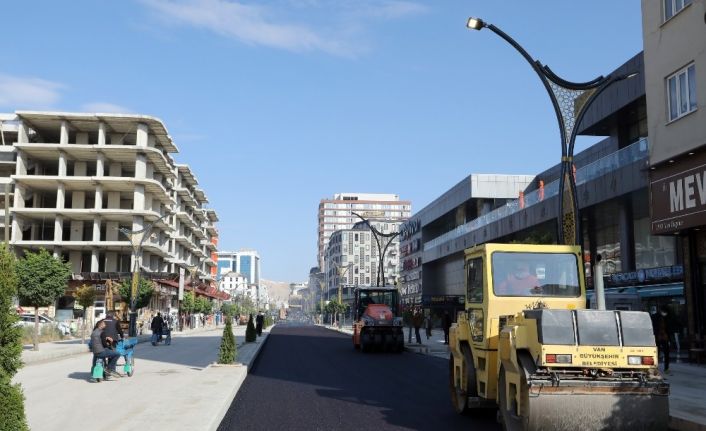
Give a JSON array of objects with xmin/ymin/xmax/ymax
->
[
  {"xmin": 9, "ymin": 239, "xmax": 169, "ymax": 257},
  {"xmin": 14, "ymin": 143, "xmax": 176, "ymax": 180},
  {"xmin": 12, "ymin": 207, "xmax": 172, "ymax": 230},
  {"xmin": 12, "ymin": 175, "xmax": 173, "ymax": 206}
]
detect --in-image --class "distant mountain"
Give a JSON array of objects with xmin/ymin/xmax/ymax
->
[{"xmin": 260, "ymin": 279, "xmax": 294, "ymax": 305}]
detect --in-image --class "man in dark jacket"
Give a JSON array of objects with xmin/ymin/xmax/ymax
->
[
  {"xmin": 412, "ymin": 309, "xmax": 423, "ymax": 344},
  {"xmin": 255, "ymin": 311, "xmax": 264, "ymax": 336},
  {"xmin": 103, "ymin": 313, "xmax": 123, "ymax": 348},
  {"xmin": 652, "ymin": 306, "xmax": 674, "ymax": 374},
  {"xmin": 151, "ymin": 312, "xmax": 164, "ymax": 346},
  {"xmin": 91, "ymin": 320, "xmax": 120, "ymax": 378}
]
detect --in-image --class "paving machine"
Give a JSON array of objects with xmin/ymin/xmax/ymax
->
[
  {"xmin": 352, "ymin": 286, "xmax": 404, "ymax": 353},
  {"xmin": 449, "ymin": 243, "xmax": 669, "ymax": 430}
]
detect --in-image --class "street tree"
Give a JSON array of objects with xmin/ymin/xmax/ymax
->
[
  {"xmin": 245, "ymin": 314, "xmax": 256, "ymax": 342},
  {"xmin": 0, "ymin": 243, "xmax": 28, "ymax": 431},
  {"xmin": 182, "ymin": 291, "xmax": 195, "ymax": 314},
  {"xmin": 73, "ymin": 284, "xmax": 97, "ymax": 344},
  {"xmin": 217, "ymin": 319, "xmax": 236, "ymax": 364},
  {"xmin": 16, "ymin": 248, "xmax": 71, "ymax": 351},
  {"xmin": 118, "ymin": 278, "xmax": 154, "ymax": 310}
]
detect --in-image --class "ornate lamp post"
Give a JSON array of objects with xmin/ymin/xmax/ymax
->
[
  {"xmin": 466, "ymin": 17, "xmax": 638, "ymax": 245},
  {"xmin": 119, "ymin": 210, "xmax": 171, "ymax": 337},
  {"xmin": 352, "ymin": 212, "xmax": 400, "ymax": 286}
]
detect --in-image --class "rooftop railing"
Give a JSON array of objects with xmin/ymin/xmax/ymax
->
[{"xmin": 423, "ymin": 138, "xmax": 648, "ymax": 251}]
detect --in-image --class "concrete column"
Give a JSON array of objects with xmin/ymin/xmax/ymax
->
[
  {"xmin": 96, "ymin": 155, "xmax": 105, "ymax": 177},
  {"xmin": 74, "ymin": 161, "xmax": 87, "ymax": 176},
  {"xmin": 135, "ymin": 154, "xmax": 147, "ymax": 180},
  {"xmin": 107, "ymin": 192, "xmax": 120, "ymax": 209},
  {"xmin": 60, "ymin": 121, "xmax": 70, "ymax": 144},
  {"xmin": 98, "ymin": 122, "xmax": 107, "ymax": 146},
  {"xmin": 136, "ymin": 123, "xmax": 149, "ymax": 148},
  {"xmin": 133, "ymin": 184, "xmax": 145, "ymax": 212},
  {"xmin": 76, "ymin": 132, "xmax": 88, "ymax": 145},
  {"xmin": 92, "ymin": 216, "xmax": 101, "ymax": 242},
  {"xmin": 69, "ymin": 252, "xmax": 81, "ymax": 273},
  {"xmin": 91, "ymin": 249, "xmax": 100, "ymax": 272},
  {"xmin": 56, "ymin": 184, "xmax": 65, "ymax": 210},
  {"xmin": 54, "ymin": 215, "xmax": 63, "ymax": 242},
  {"xmin": 15, "ymin": 151, "xmax": 27, "ymax": 175},
  {"xmin": 105, "ymin": 221, "xmax": 119, "ymax": 241},
  {"xmin": 95, "ymin": 185, "xmax": 103, "ymax": 210},
  {"xmin": 58, "ymin": 152, "xmax": 67, "ymax": 177},
  {"xmin": 105, "ymin": 252, "xmax": 118, "ymax": 272},
  {"xmin": 11, "ymin": 217, "xmax": 22, "ymax": 242},
  {"xmin": 17, "ymin": 121, "xmax": 29, "ymax": 143},
  {"xmin": 109, "ymin": 163, "xmax": 121, "ymax": 177},
  {"xmin": 146, "ymin": 164, "xmax": 154, "ymax": 180}
]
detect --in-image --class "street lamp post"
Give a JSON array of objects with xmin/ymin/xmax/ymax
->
[
  {"xmin": 352, "ymin": 212, "xmax": 400, "ymax": 286},
  {"xmin": 119, "ymin": 210, "xmax": 172, "ymax": 337},
  {"xmin": 466, "ymin": 17, "xmax": 638, "ymax": 245},
  {"xmin": 333, "ymin": 262, "xmax": 354, "ymax": 326}
]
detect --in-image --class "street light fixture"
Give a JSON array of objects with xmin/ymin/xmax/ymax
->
[
  {"xmin": 119, "ymin": 208, "xmax": 173, "ymax": 337},
  {"xmin": 466, "ymin": 17, "xmax": 638, "ymax": 245},
  {"xmin": 333, "ymin": 261, "xmax": 355, "ymax": 326}
]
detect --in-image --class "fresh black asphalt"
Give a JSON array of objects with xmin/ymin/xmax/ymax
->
[{"xmin": 218, "ymin": 323, "xmax": 500, "ymax": 431}]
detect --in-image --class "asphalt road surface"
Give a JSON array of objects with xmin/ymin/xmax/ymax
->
[{"xmin": 218, "ymin": 323, "xmax": 500, "ymax": 431}]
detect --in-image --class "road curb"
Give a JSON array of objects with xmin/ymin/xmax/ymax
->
[
  {"xmin": 207, "ymin": 326, "xmax": 274, "ymax": 431},
  {"xmin": 670, "ymin": 416, "xmax": 706, "ymax": 431}
]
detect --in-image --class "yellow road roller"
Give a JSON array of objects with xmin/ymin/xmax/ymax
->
[{"xmin": 449, "ymin": 243, "xmax": 669, "ymax": 430}]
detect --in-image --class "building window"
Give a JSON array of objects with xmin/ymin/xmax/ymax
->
[
  {"xmin": 667, "ymin": 64, "xmax": 697, "ymax": 121},
  {"xmin": 664, "ymin": 0, "xmax": 691, "ymax": 21}
]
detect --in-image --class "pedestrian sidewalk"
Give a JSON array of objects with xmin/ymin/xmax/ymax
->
[
  {"xmin": 21, "ymin": 324, "xmax": 227, "ymax": 365},
  {"xmin": 14, "ymin": 324, "xmax": 273, "ymax": 431}
]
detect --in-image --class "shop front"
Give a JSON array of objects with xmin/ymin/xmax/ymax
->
[{"xmin": 650, "ymin": 152, "xmax": 706, "ymax": 346}]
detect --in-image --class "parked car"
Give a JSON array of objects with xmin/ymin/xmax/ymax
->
[{"xmin": 18, "ymin": 314, "xmax": 71, "ymax": 335}]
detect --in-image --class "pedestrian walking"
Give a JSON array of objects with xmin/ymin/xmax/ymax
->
[
  {"xmin": 412, "ymin": 309, "xmax": 423, "ymax": 344},
  {"xmin": 256, "ymin": 311, "xmax": 264, "ymax": 336},
  {"xmin": 442, "ymin": 310, "xmax": 452, "ymax": 345},
  {"xmin": 151, "ymin": 312, "xmax": 164, "ymax": 346},
  {"xmin": 425, "ymin": 314, "xmax": 432, "ymax": 340},
  {"xmin": 90, "ymin": 320, "xmax": 120, "ymax": 380},
  {"xmin": 652, "ymin": 305, "xmax": 675, "ymax": 374}
]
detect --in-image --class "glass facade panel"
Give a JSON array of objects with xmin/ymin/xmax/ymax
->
[
  {"xmin": 240, "ymin": 256, "xmax": 252, "ymax": 283},
  {"xmin": 679, "ymin": 72, "xmax": 688, "ymax": 113},
  {"xmin": 634, "ymin": 218, "xmax": 677, "ymax": 269},
  {"xmin": 669, "ymin": 76, "xmax": 678, "ymax": 120}
]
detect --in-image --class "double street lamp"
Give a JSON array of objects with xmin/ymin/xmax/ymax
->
[
  {"xmin": 119, "ymin": 209, "xmax": 173, "ymax": 337},
  {"xmin": 352, "ymin": 212, "xmax": 400, "ymax": 286},
  {"xmin": 466, "ymin": 17, "xmax": 638, "ymax": 245}
]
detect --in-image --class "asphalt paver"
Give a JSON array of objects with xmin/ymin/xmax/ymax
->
[{"xmin": 218, "ymin": 323, "xmax": 500, "ymax": 431}]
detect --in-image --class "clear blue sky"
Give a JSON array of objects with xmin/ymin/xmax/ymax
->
[{"xmin": 1, "ymin": 1, "xmax": 643, "ymax": 282}]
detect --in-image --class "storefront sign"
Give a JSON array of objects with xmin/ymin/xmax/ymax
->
[
  {"xmin": 400, "ymin": 219, "xmax": 421, "ymax": 240},
  {"xmin": 605, "ymin": 265, "xmax": 683, "ymax": 287},
  {"xmin": 650, "ymin": 152, "xmax": 706, "ymax": 234}
]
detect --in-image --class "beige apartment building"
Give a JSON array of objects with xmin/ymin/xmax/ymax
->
[
  {"xmin": 642, "ymin": 0, "xmax": 706, "ymax": 339},
  {"xmin": 0, "ymin": 111, "xmax": 218, "ymax": 316}
]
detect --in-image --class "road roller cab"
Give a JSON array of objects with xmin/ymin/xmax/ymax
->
[
  {"xmin": 352, "ymin": 287, "xmax": 404, "ymax": 353},
  {"xmin": 449, "ymin": 243, "xmax": 669, "ymax": 430}
]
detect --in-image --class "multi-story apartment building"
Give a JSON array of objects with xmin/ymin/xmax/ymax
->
[
  {"xmin": 317, "ymin": 193, "xmax": 410, "ymax": 270},
  {"xmin": 218, "ymin": 270, "xmax": 249, "ymax": 297},
  {"xmin": 217, "ymin": 249, "xmax": 260, "ymax": 285},
  {"xmin": 642, "ymin": 0, "xmax": 706, "ymax": 339},
  {"xmin": 0, "ymin": 111, "xmax": 219, "ymax": 315},
  {"xmin": 324, "ymin": 220, "xmax": 401, "ymax": 304}
]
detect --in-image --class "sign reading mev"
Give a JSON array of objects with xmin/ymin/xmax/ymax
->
[{"xmin": 650, "ymin": 152, "xmax": 706, "ymax": 234}]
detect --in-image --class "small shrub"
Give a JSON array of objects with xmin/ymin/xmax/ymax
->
[
  {"xmin": 0, "ymin": 380, "xmax": 28, "ymax": 431},
  {"xmin": 245, "ymin": 314, "xmax": 256, "ymax": 342},
  {"xmin": 21, "ymin": 325, "xmax": 65, "ymax": 345},
  {"xmin": 217, "ymin": 320, "xmax": 236, "ymax": 364}
]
